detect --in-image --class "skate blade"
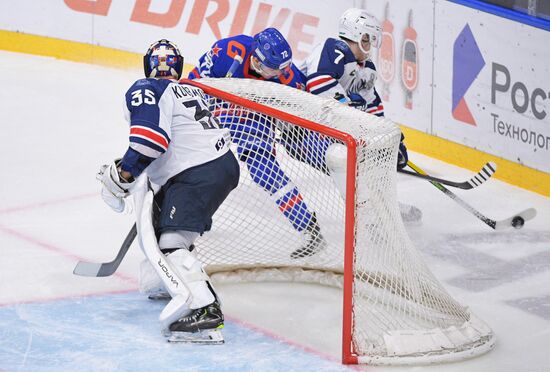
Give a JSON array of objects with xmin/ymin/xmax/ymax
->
[
  {"xmin": 147, "ymin": 292, "xmax": 172, "ymax": 301},
  {"xmin": 290, "ymin": 240, "xmax": 328, "ymax": 259},
  {"xmin": 166, "ymin": 329, "xmax": 224, "ymax": 345}
]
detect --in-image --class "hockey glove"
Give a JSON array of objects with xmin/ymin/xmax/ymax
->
[
  {"xmin": 347, "ymin": 92, "xmax": 367, "ymax": 108},
  {"xmin": 97, "ymin": 159, "xmax": 135, "ymax": 213},
  {"xmin": 397, "ymin": 134, "xmax": 408, "ymax": 170}
]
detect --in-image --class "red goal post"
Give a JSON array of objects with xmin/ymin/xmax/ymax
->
[{"xmin": 182, "ymin": 78, "xmax": 495, "ymax": 365}]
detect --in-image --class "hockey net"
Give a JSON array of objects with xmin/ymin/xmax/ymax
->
[{"xmin": 183, "ymin": 78, "xmax": 495, "ymax": 365}]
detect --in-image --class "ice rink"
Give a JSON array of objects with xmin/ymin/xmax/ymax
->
[{"xmin": 1, "ymin": 51, "xmax": 549, "ymax": 371}]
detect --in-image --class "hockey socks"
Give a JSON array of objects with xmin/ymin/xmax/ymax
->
[{"xmin": 245, "ymin": 148, "xmax": 314, "ymax": 231}]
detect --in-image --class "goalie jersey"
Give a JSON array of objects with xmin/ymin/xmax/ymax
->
[
  {"xmin": 188, "ymin": 34, "xmax": 306, "ymax": 90},
  {"xmin": 120, "ymin": 78, "xmax": 231, "ymax": 186},
  {"xmin": 300, "ymin": 37, "xmax": 384, "ymax": 116}
]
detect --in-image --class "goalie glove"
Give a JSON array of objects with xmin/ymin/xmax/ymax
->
[{"xmin": 97, "ymin": 159, "xmax": 135, "ymax": 213}]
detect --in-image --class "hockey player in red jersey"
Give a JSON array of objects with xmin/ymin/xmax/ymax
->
[
  {"xmin": 189, "ymin": 27, "xmax": 305, "ymax": 89},
  {"xmin": 189, "ymin": 28, "xmax": 327, "ymax": 258}
]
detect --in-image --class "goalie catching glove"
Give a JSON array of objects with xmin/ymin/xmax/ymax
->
[{"xmin": 97, "ymin": 159, "xmax": 135, "ymax": 213}]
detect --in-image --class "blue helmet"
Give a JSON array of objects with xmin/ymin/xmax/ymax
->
[
  {"xmin": 143, "ymin": 39, "xmax": 184, "ymax": 79},
  {"xmin": 252, "ymin": 28, "xmax": 292, "ymax": 70}
]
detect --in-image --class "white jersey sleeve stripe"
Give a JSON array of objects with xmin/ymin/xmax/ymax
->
[
  {"xmin": 130, "ymin": 133, "xmax": 169, "ymax": 152},
  {"xmin": 129, "ymin": 142, "xmax": 163, "ymax": 158},
  {"xmin": 130, "ymin": 126, "xmax": 169, "ymax": 151},
  {"xmin": 306, "ymin": 75, "xmax": 337, "ymax": 93},
  {"xmin": 366, "ymin": 105, "xmax": 385, "ymax": 116}
]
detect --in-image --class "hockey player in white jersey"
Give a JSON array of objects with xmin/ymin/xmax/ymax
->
[
  {"xmin": 97, "ymin": 39, "xmax": 240, "ymax": 344},
  {"xmin": 298, "ymin": 8, "xmax": 421, "ymax": 223},
  {"xmin": 302, "ymin": 9, "xmax": 386, "ymax": 117}
]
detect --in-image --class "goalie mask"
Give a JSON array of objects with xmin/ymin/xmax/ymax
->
[
  {"xmin": 338, "ymin": 8, "xmax": 382, "ymax": 58},
  {"xmin": 143, "ymin": 39, "xmax": 184, "ymax": 80},
  {"xmin": 251, "ymin": 28, "xmax": 292, "ymax": 79}
]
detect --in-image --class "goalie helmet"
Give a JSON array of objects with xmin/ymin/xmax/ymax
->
[
  {"xmin": 143, "ymin": 39, "xmax": 184, "ymax": 80},
  {"xmin": 338, "ymin": 8, "xmax": 382, "ymax": 55},
  {"xmin": 251, "ymin": 28, "xmax": 292, "ymax": 77}
]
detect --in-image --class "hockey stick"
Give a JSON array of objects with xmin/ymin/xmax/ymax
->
[
  {"xmin": 398, "ymin": 161, "xmax": 497, "ymax": 190},
  {"xmin": 407, "ymin": 160, "xmax": 537, "ymax": 230},
  {"xmin": 225, "ymin": 55, "xmax": 243, "ymax": 78},
  {"xmin": 73, "ymin": 223, "xmax": 137, "ymax": 277}
]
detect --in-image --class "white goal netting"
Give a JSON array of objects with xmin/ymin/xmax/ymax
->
[{"xmin": 187, "ymin": 78, "xmax": 495, "ymax": 365}]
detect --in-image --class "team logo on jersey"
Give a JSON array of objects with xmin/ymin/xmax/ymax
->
[
  {"xmin": 215, "ymin": 137, "xmax": 226, "ymax": 151},
  {"xmin": 452, "ymin": 24, "xmax": 485, "ymax": 126},
  {"xmin": 211, "ymin": 44, "xmax": 222, "ymax": 57}
]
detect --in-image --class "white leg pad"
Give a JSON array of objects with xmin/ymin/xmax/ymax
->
[
  {"xmin": 167, "ymin": 248, "xmax": 215, "ymax": 310},
  {"xmin": 140, "ymin": 230, "xmax": 201, "ymax": 296},
  {"xmin": 160, "ymin": 294, "xmax": 191, "ymax": 328},
  {"xmin": 325, "ymin": 143, "xmax": 348, "ymax": 200},
  {"xmin": 139, "ymin": 258, "xmax": 165, "ymax": 295},
  {"xmin": 134, "ymin": 179, "xmax": 217, "ymax": 330},
  {"xmin": 134, "ymin": 180, "xmax": 192, "ymax": 328}
]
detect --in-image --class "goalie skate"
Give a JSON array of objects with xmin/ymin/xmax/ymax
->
[{"xmin": 165, "ymin": 301, "xmax": 225, "ymax": 345}]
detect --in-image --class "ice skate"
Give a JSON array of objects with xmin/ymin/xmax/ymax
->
[
  {"xmin": 165, "ymin": 300, "xmax": 225, "ymax": 344},
  {"xmin": 399, "ymin": 202, "xmax": 423, "ymax": 225},
  {"xmin": 290, "ymin": 216, "xmax": 327, "ymax": 259}
]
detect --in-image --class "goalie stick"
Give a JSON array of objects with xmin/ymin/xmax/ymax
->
[
  {"xmin": 398, "ymin": 161, "xmax": 497, "ymax": 190},
  {"xmin": 407, "ymin": 160, "xmax": 537, "ymax": 230},
  {"xmin": 73, "ymin": 223, "xmax": 137, "ymax": 277}
]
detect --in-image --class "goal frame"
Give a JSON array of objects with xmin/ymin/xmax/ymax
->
[{"xmin": 183, "ymin": 78, "xmax": 360, "ymax": 364}]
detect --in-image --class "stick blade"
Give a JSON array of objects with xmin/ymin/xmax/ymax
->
[
  {"xmin": 73, "ymin": 223, "xmax": 137, "ymax": 277},
  {"xmin": 494, "ymin": 208, "xmax": 537, "ymax": 230},
  {"xmin": 73, "ymin": 261, "xmax": 102, "ymax": 277},
  {"xmin": 73, "ymin": 261, "xmax": 116, "ymax": 277}
]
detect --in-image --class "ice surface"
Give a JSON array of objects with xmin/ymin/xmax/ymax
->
[{"xmin": 0, "ymin": 51, "xmax": 549, "ymax": 371}]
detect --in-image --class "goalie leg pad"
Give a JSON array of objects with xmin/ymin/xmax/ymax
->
[
  {"xmin": 139, "ymin": 258, "xmax": 166, "ymax": 296},
  {"xmin": 135, "ymin": 179, "xmax": 219, "ymax": 332},
  {"xmin": 159, "ymin": 239, "xmax": 215, "ymax": 310},
  {"xmin": 135, "ymin": 186, "xmax": 192, "ymax": 328},
  {"xmin": 141, "ymin": 230, "xmax": 200, "ymax": 300}
]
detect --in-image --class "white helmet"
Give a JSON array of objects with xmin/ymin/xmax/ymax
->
[{"xmin": 338, "ymin": 8, "xmax": 381, "ymax": 55}]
